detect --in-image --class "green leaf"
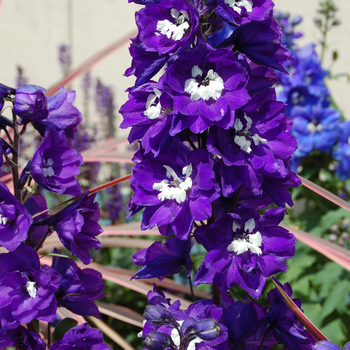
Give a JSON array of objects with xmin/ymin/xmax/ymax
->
[
  {"xmin": 321, "ymin": 318, "xmax": 346, "ymax": 346},
  {"xmin": 52, "ymin": 318, "xmax": 78, "ymax": 342}
]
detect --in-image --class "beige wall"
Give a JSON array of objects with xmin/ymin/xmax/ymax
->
[{"xmin": 0, "ymin": 0, "xmax": 349, "ymax": 131}]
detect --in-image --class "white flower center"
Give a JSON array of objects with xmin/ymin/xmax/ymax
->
[
  {"xmin": 171, "ymin": 320, "xmax": 203, "ymax": 350},
  {"xmin": 228, "ymin": 218, "xmax": 263, "ymax": 255},
  {"xmin": 153, "ymin": 165, "xmax": 192, "ymax": 204},
  {"xmin": 144, "ymin": 88, "xmax": 162, "ymax": 120},
  {"xmin": 184, "ymin": 66, "xmax": 224, "ymax": 101},
  {"xmin": 225, "ymin": 0, "xmax": 253, "ymax": 14},
  {"xmin": 156, "ymin": 9, "xmax": 190, "ymax": 41},
  {"xmin": 0, "ymin": 213, "xmax": 9, "ymax": 225},
  {"xmin": 26, "ymin": 281, "xmax": 37, "ymax": 298},
  {"xmin": 43, "ymin": 158, "xmax": 54, "ymax": 177},
  {"xmin": 306, "ymin": 120, "xmax": 323, "ymax": 134},
  {"xmin": 233, "ymin": 114, "xmax": 267, "ymax": 153}
]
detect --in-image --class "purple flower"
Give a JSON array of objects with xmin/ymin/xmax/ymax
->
[
  {"xmin": 51, "ymin": 249, "xmax": 105, "ymax": 318},
  {"xmin": 13, "ymin": 84, "xmax": 48, "ymax": 122},
  {"xmin": 49, "ymin": 323, "xmax": 111, "ymax": 350},
  {"xmin": 194, "ymin": 206, "xmax": 296, "ymax": 298},
  {"xmin": 0, "ymin": 83, "xmax": 16, "ymax": 112},
  {"xmin": 119, "ymin": 82, "xmax": 173, "ymax": 156},
  {"xmin": 135, "ymin": 0, "xmax": 200, "ymax": 56},
  {"xmin": 313, "ymin": 341, "xmax": 343, "ymax": 350},
  {"xmin": 334, "ymin": 121, "xmax": 350, "ymax": 180},
  {"xmin": 33, "ymin": 86, "xmax": 82, "ymax": 137},
  {"xmin": 132, "ymin": 234, "xmax": 193, "ymax": 280},
  {"xmin": 162, "ymin": 40, "xmax": 250, "ymax": 134},
  {"xmin": 42, "ymin": 193, "xmax": 103, "ymax": 264},
  {"xmin": 0, "ymin": 325, "xmax": 46, "ymax": 350},
  {"xmin": 31, "ymin": 127, "xmax": 83, "ymax": 196},
  {"xmin": 0, "ymin": 244, "xmax": 62, "ymax": 330},
  {"xmin": 0, "ymin": 138, "xmax": 15, "ymax": 170},
  {"xmin": 129, "ymin": 143, "xmax": 220, "ymax": 240},
  {"xmin": 0, "ymin": 181, "xmax": 32, "ymax": 251}
]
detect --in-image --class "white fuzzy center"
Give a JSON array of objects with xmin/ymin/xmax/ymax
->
[
  {"xmin": 156, "ymin": 9, "xmax": 190, "ymax": 41},
  {"xmin": 153, "ymin": 165, "xmax": 192, "ymax": 204},
  {"xmin": 144, "ymin": 88, "xmax": 162, "ymax": 120},
  {"xmin": 233, "ymin": 114, "xmax": 267, "ymax": 153},
  {"xmin": 26, "ymin": 281, "xmax": 37, "ymax": 298},
  {"xmin": 228, "ymin": 218, "xmax": 263, "ymax": 255},
  {"xmin": 171, "ymin": 320, "xmax": 203, "ymax": 350},
  {"xmin": 184, "ymin": 66, "xmax": 224, "ymax": 101},
  {"xmin": 43, "ymin": 158, "xmax": 54, "ymax": 177},
  {"xmin": 0, "ymin": 213, "xmax": 9, "ymax": 225},
  {"xmin": 225, "ymin": 0, "xmax": 253, "ymax": 14},
  {"xmin": 306, "ymin": 120, "xmax": 323, "ymax": 134}
]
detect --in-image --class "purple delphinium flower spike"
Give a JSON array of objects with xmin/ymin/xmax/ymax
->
[
  {"xmin": 0, "ymin": 325, "xmax": 46, "ymax": 350},
  {"xmin": 13, "ymin": 84, "xmax": 48, "ymax": 122},
  {"xmin": 42, "ymin": 193, "xmax": 102, "ymax": 264},
  {"xmin": 51, "ymin": 249, "xmax": 105, "ymax": 318},
  {"xmin": 33, "ymin": 86, "xmax": 82, "ymax": 137},
  {"xmin": 194, "ymin": 205, "xmax": 296, "ymax": 298},
  {"xmin": 257, "ymin": 282, "xmax": 316, "ymax": 350},
  {"xmin": 49, "ymin": 323, "xmax": 111, "ymax": 350},
  {"xmin": 0, "ymin": 244, "xmax": 62, "ymax": 330},
  {"xmin": 0, "ymin": 181, "xmax": 32, "ymax": 251},
  {"xmin": 161, "ymin": 40, "xmax": 250, "ymax": 134},
  {"xmin": 129, "ymin": 142, "xmax": 220, "ymax": 240},
  {"xmin": 31, "ymin": 127, "xmax": 83, "ymax": 196}
]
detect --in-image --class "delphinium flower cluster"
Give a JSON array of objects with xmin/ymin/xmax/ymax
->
[
  {"xmin": 120, "ymin": 0, "xmax": 346, "ymax": 349},
  {"xmin": 0, "ymin": 83, "xmax": 111, "ymax": 348}
]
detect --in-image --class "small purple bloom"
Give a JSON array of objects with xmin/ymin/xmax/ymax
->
[
  {"xmin": 13, "ymin": 85, "xmax": 48, "ymax": 122},
  {"xmin": 194, "ymin": 206, "xmax": 296, "ymax": 298},
  {"xmin": 0, "ymin": 181, "xmax": 32, "ymax": 251},
  {"xmin": 0, "ymin": 244, "xmax": 62, "ymax": 330},
  {"xmin": 0, "ymin": 83, "xmax": 16, "ymax": 112},
  {"xmin": 43, "ymin": 193, "xmax": 103, "ymax": 264},
  {"xmin": 334, "ymin": 121, "xmax": 350, "ymax": 180},
  {"xmin": 31, "ymin": 127, "xmax": 83, "ymax": 196},
  {"xmin": 52, "ymin": 249, "xmax": 105, "ymax": 318},
  {"xmin": 49, "ymin": 323, "xmax": 111, "ymax": 350},
  {"xmin": 313, "ymin": 341, "xmax": 343, "ymax": 350}
]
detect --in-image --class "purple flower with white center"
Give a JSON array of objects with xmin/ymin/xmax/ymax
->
[
  {"xmin": 193, "ymin": 206, "xmax": 296, "ymax": 298},
  {"xmin": 129, "ymin": 144, "xmax": 220, "ymax": 240},
  {"xmin": 135, "ymin": 0, "xmax": 200, "ymax": 56},
  {"xmin": 49, "ymin": 323, "xmax": 111, "ymax": 350},
  {"xmin": 13, "ymin": 84, "xmax": 48, "ymax": 122},
  {"xmin": 222, "ymin": 300, "xmax": 277, "ymax": 349},
  {"xmin": 208, "ymin": 88, "xmax": 297, "ymax": 196},
  {"xmin": 51, "ymin": 249, "xmax": 105, "ymax": 318},
  {"xmin": 333, "ymin": 121, "xmax": 350, "ymax": 180},
  {"xmin": 119, "ymin": 82, "xmax": 173, "ymax": 156},
  {"xmin": 218, "ymin": 14, "xmax": 293, "ymax": 73},
  {"xmin": 209, "ymin": 0, "xmax": 273, "ymax": 26},
  {"xmin": 292, "ymin": 105, "xmax": 341, "ymax": 157},
  {"xmin": 0, "ymin": 244, "xmax": 62, "ymax": 330},
  {"xmin": 31, "ymin": 127, "xmax": 83, "ymax": 196},
  {"xmin": 162, "ymin": 40, "xmax": 250, "ymax": 134},
  {"xmin": 33, "ymin": 86, "xmax": 82, "ymax": 138},
  {"xmin": 0, "ymin": 325, "xmax": 46, "ymax": 350},
  {"xmin": 0, "ymin": 181, "xmax": 32, "ymax": 251},
  {"xmin": 0, "ymin": 83, "xmax": 16, "ymax": 112},
  {"xmin": 42, "ymin": 193, "xmax": 102, "ymax": 264},
  {"xmin": 257, "ymin": 281, "xmax": 316, "ymax": 350},
  {"xmin": 132, "ymin": 234, "xmax": 193, "ymax": 280}
]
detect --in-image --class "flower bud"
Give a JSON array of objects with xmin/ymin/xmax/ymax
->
[
  {"xmin": 330, "ymin": 225, "xmax": 338, "ymax": 234},
  {"xmin": 342, "ymin": 219, "xmax": 349, "ymax": 230},
  {"xmin": 341, "ymin": 232, "xmax": 349, "ymax": 241},
  {"xmin": 144, "ymin": 305, "xmax": 176, "ymax": 326},
  {"xmin": 182, "ymin": 318, "xmax": 221, "ymax": 342},
  {"xmin": 143, "ymin": 331, "xmax": 174, "ymax": 350},
  {"xmin": 329, "ymin": 233, "xmax": 338, "ymax": 242}
]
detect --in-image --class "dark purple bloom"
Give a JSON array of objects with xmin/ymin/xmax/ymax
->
[
  {"xmin": 0, "ymin": 83, "xmax": 16, "ymax": 112},
  {"xmin": 13, "ymin": 84, "xmax": 48, "ymax": 122},
  {"xmin": 162, "ymin": 40, "xmax": 250, "ymax": 134},
  {"xmin": 33, "ymin": 86, "xmax": 82, "ymax": 137},
  {"xmin": 132, "ymin": 234, "xmax": 193, "ymax": 280},
  {"xmin": 0, "ymin": 244, "xmax": 61, "ymax": 330},
  {"xmin": 194, "ymin": 206, "xmax": 296, "ymax": 298},
  {"xmin": 223, "ymin": 300, "xmax": 277, "ymax": 349},
  {"xmin": 257, "ymin": 281, "xmax": 316, "ymax": 350},
  {"xmin": 51, "ymin": 249, "xmax": 105, "ymax": 318},
  {"xmin": 31, "ymin": 127, "xmax": 83, "ymax": 196},
  {"xmin": 0, "ymin": 181, "xmax": 32, "ymax": 251},
  {"xmin": 334, "ymin": 121, "xmax": 350, "ymax": 180},
  {"xmin": 0, "ymin": 325, "xmax": 46, "ymax": 350},
  {"xmin": 42, "ymin": 193, "xmax": 102, "ymax": 264},
  {"xmin": 129, "ymin": 143, "xmax": 220, "ymax": 240},
  {"xmin": 49, "ymin": 323, "xmax": 111, "ymax": 350},
  {"xmin": 0, "ymin": 138, "xmax": 15, "ymax": 169},
  {"xmin": 119, "ymin": 82, "xmax": 173, "ymax": 156},
  {"xmin": 135, "ymin": 0, "xmax": 200, "ymax": 56},
  {"xmin": 218, "ymin": 14, "xmax": 293, "ymax": 73}
]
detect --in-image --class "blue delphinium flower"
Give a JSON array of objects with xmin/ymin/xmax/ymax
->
[{"xmin": 333, "ymin": 121, "xmax": 350, "ymax": 180}]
